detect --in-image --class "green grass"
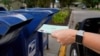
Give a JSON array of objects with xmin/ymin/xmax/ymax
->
[{"xmin": 52, "ymin": 9, "xmax": 69, "ymax": 24}]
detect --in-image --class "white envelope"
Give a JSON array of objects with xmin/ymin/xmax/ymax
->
[{"xmin": 38, "ymin": 24, "xmax": 69, "ymax": 34}]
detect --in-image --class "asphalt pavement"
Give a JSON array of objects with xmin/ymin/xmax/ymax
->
[{"xmin": 44, "ymin": 35, "xmax": 60, "ymax": 56}]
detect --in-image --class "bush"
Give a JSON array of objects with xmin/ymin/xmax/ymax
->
[{"xmin": 52, "ymin": 9, "xmax": 69, "ymax": 24}]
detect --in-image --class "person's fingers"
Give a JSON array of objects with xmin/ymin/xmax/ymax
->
[
  {"xmin": 51, "ymin": 33, "xmax": 56, "ymax": 39},
  {"xmin": 57, "ymin": 40, "xmax": 63, "ymax": 45},
  {"xmin": 57, "ymin": 39, "xmax": 66, "ymax": 45},
  {"xmin": 51, "ymin": 31, "xmax": 58, "ymax": 38},
  {"xmin": 57, "ymin": 39, "xmax": 60, "ymax": 43}
]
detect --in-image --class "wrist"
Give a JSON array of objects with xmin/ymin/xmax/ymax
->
[{"xmin": 71, "ymin": 29, "xmax": 77, "ymax": 43}]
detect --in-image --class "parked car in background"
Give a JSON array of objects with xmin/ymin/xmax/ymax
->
[{"xmin": 81, "ymin": 5, "xmax": 87, "ymax": 9}]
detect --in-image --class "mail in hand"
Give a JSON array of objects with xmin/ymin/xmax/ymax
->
[{"xmin": 38, "ymin": 24, "xmax": 69, "ymax": 34}]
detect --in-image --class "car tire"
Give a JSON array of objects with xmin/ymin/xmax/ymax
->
[{"xmin": 70, "ymin": 44, "xmax": 79, "ymax": 56}]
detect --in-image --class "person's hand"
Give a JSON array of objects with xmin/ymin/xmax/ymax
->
[{"xmin": 51, "ymin": 29, "xmax": 77, "ymax": 45}]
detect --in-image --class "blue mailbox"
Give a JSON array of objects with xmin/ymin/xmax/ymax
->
[
  {"xmin": 0, "ymin": 11, "xmax": 10, "ymax": 16},
  {"xmin": 27, "ymin": 8, "xmax": 60, "ymax": 55},
  {"xmin": 10, "ymin": 10, "xmax": 53, "ymax": 56},
  {"xmin": 24, "ymin": 8, "xmax": 59, "ymax": 23},
  {"xmin": 14, "ymin": 9, "xmax": 59, "ymax": 56},
  {"xmin": 0, "ymin": 13, "xmax": 33, "ymax": 56},
  {"xmin": 11, "ymin": 10, "xmax": 52, "ymax": 35},
  {"xmin": 16, "ymin": 9, "xmax": 54, "ymax": 24},
  {"xmin": 0, "ymin": 13, "xmax": 33, "ymax": 36},
  {"xmin": 27, "ymin": 8, "xmax": 59, "ymax": 13}
]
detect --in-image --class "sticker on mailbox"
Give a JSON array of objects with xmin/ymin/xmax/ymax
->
[{"xmin": 28, "ymin": 40, "xmax": 36, "ymax": 56}]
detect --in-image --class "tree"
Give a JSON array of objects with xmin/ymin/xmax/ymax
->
[
  {"xmin": 51, "ymin": 0, "xmax": 55, "ymax": 8},
  {"xmin": 59, "ymin": 0, "xmax": 76, "ymax": 8},
  {"xmin": 25, "ymin": 0, "xmax": 36, "ymax": 7},
  {"xmin": 93, "ymin": 0, "xmax": 100, "ymax": 9},
  {"xmin": 59, "ymin": 0, "xmax": 66, "ymax": 7},
  {"xmin": 25, "ymin": 0, "xmax": 51, "ymax": 8},
  {"xmin": 83, "ymin": 0, "xmax": 100, "ymax": 8},
  {"xmin": 66, "ymin": 0, "xmax": 75, "ymax": 8},
  {"xmin": 37, "ymin": 0, "xmax": 51, "ymax": 7},
  {"xmin": 1, "ymin": 0, "xmax": 12, "ymax": 10}
]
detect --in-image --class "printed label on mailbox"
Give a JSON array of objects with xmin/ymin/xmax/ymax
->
[{"xmin": 28, "ymin": 40, "xmax": 36, "ymax": 56}]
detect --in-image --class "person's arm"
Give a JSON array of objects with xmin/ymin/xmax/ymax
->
[
  {"xmin": 83, "ymin": 32, "xmax": 100, "ymax": 54},
  {"xmin": 51, "ymin": 29, "xmax": 100, "ymax": 54}
]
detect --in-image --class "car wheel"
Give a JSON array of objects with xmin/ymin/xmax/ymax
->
[{"xmin": 70, "ymin": 44, "xmax": 78, "ymax": 56}]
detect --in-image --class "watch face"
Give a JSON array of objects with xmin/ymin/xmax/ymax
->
[
  {"xmin": 76, "ymin": 34, "xmax": 83, "ymax": 44},
  {"xmin": 77, "ymin": 30, "xmax": 84, "ymax": 36},
  {"xmin": 76, "ymin": 30, "xmax": 84, "ymax": 44}
]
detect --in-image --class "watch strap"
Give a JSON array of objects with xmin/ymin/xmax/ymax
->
[{"xmin": 76, "ymin": 30, "xmax": 84, "ymax": 44}]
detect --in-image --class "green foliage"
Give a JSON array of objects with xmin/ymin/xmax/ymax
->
[
  {"xmin": 1, "ymin": 0, "xmax": 11, "ymax": 5},
  {"xmin": 52, "ymin": 9, "xmax": 69, "ymax": 24},
  {"xmin": 25, "ymin": 0, "xmax": 36, "ymax": 7},
  {"xmin": 59, "ymin": 0, "xmax": 77, "ymax": 8},
  {"xmin": 77, "ymin": 0, "xmax": 82, "ymax": 2},
  {"xmin": 1, "ymin": 0, "xmax": 12, "ymax": 10},
  {"xmin": 25, "ymin": 0, "xmax": 52, "ymax": 8},
  {"xmin": 26, "ymin": 0, "xmax": 77, "ymax": 8},
  {"xmin": 82, "ymin": 0, "xmax": 100, "ymax": 8}
]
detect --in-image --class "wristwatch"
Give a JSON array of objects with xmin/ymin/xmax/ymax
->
[{"xmin": 76, "ymin": 30, "xmax": 84, "ymax": 44}]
